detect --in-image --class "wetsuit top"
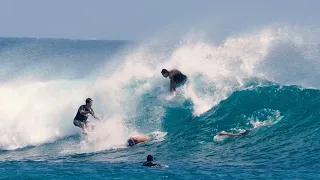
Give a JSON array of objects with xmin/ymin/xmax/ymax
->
[
  {"xmin": 142, "ymin": 161, "xmax": 159, "ymax": 167},
  {"xmin": 74, "ymin": 105, "xmax": 91, "ymax": 122}
]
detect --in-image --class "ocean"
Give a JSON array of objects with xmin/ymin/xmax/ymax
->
[{"xmin": 1, "ymin": 27, "xmax": 320, "ymax": 179}]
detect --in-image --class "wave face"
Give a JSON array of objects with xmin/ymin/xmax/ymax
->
[{"xmin": 1, "ymin": 26, "xmax": 320, "ymax": 179}]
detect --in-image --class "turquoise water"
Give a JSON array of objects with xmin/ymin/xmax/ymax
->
[{"xmin": 0, "ymin": 33, "xmax": 320, "ymax": 179}]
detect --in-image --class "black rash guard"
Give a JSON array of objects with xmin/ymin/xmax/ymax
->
[{"xmin": 74, "ymin": 105, "xmax": 91, "ymax": 122}]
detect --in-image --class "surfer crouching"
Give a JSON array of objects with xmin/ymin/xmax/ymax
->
[
  {"xmin": 73, "ymin": 98, "xmax": 98, "ymax": 134},
  {"xmin": 161, "ymin": 69, "xmax": 187, "ymax": 93}
]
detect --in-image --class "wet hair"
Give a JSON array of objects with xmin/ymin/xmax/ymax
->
[
  {"xmin": 161, "ymin": 69, "xmax": 169, "ymax": 74},
  {"xmin": 128, "ymin": 138, "xmax": 135, "ymax": 146},
  {"xmin": 147, "ymin": 155, "xmax": 154, "ymax": 161},
  {"xmin": 85, "ymin": 98, "xmax": 93, "ymax": 104}
]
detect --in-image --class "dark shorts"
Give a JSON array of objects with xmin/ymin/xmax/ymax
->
[
  {"xmin": 173, "ymin": 74, "xmax": 187, "ymax": 87},
  {"xmin": 73, "ymin": 119, "xmax": 87, "ymax": 128}
]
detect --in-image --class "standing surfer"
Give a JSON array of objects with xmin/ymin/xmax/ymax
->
[
  {"xmin": 73, "ymin": 98, "xmax": 98, "ymax": 134},
  {"xmin": 161, "ymin": 69, "xmax": 187, "ymax": 93}
]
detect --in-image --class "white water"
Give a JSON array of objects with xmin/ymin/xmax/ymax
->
[{"xmin": 1, "ymin": 25, "xmax": 319, "ymax": 150}]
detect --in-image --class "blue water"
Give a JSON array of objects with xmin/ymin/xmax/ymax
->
[{"xmin": 1, "ymin": 30, "xmax": 320, "ymax": 179}]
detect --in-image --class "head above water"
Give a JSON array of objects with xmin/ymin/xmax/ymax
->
[
  {"xmin": 147, "ymin": 155, "xmax": 154, "ymax": 161},
  {"xmin": 161, "ymin": 69, "xmax": 169, "ymax": 78},
  {"xmin": 127, "ymin": 138, "xmax": 135, "ymax": 146},
  {"xmin": 85, "ymin": 98, "xmax": 93, "ymax": 107}
]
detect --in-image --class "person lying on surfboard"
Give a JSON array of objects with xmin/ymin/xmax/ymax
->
[
  {"xmin": 218, "ymin": 129, "xmax": 252, "ymax": 137},
  {"xmin": 73, "ymin": 98, "xmax": 98, "ymax": 134},
  {"xmin": 127, "ymin": 136, "xmax": 149, "ymax": 146},
  {"xmin": 217, "ymin": 122, "xmax": 264, "ymax": 137}
]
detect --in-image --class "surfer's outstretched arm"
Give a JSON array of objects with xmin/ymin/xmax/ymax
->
[
  {"xmin": 218, "ymin": 129, "xmax": 252, "ymax": 137},
  {"xmin": 170, "ymin": 78, "xmax": 176, "ymax": 93},
  {"xmin": 89, "ymin": 109, "xmax": 98, "ymax": 119}
]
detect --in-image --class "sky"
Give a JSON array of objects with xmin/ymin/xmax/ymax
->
[{"xmin": 0, "ymin": 0, "xmax": 319, "ymax": 40}]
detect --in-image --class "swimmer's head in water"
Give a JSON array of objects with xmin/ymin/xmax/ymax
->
[
  {"xmin": 147, "ymin": 155, "xmax": 154, "ymax": 161},
  {"xmin": 161, "ymin": 69, "xmax": 169, "ymax": 78},
  {"xmin": 127, "ymin": 138, "xmax": 135, "ymax": 146}
]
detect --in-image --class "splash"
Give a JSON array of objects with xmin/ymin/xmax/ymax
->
[
  {"xmin": 213, "ymin": 109, "xmax": 283, "ymax": 142},
  {"xmin": 1, "ymin": 25, "xmax": 320, "ymax": 151}
]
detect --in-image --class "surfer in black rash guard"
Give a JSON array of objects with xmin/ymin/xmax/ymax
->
[
  {"xmin": 73, "ymin": 98, "xmax": 98, "ymax": 134},
  {"xmin": 142, "ymin": 155, "xmax": 168, "ymax": 168},
  {"xmin": 161, "ymin": 69, "xmax": 187, "ymax": 93}
]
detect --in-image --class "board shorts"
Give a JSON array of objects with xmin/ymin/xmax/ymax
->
[
  {"xmin": 73, "ymin": 119, "xmax": 87, "ymax": 128},
  {"xmin": 173, "ymin": 73, "xmax": 187, "ymax": 87}
]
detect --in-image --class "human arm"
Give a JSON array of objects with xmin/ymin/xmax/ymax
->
[
  {"xmin": 170, "ymin": 78, "xmax": 176, "ymax": 93},
  {"xmin": 169, "ymin": 70, "xmax": 182, "ymax": 93},
  {"xmin": 142, "ymin": 162, "xmax": 168, "ymax": 168},
  {"xmin": 79, "ymin": 106, "xmax": 98, "ymax": 119},
  {"xmin": 133, "ymin": 136, "xmax": 149, "ymax": 143},
  {"xmin": 218, "ymin": 131, "xmax": 241, "ymax": 136},
  {"xmin": 89, "ymin": 108, "xmax": 99, "ymax": 119},
  {"xmin": 79, "ymin": 106, "xmax": 91, "ymax": 115}
]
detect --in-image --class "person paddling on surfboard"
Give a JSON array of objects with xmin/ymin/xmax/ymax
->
[
  {"xmin": 73, "ymin": 98, "xmax": 98, "ymax": 134},
  {"xmin": 217, "ymin": 122, "xmax": 264, "ymax": 137},
  {"xmin": 161, "ymin": 69, "xmax": 187, "ymax": 93},
  {"xmin": 127, "ymin": 136, "xmax": 149, "ymax": 146},
  {"xmin": 142, "ymin": 155, "xmax": 168, "ymax": 168}
]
